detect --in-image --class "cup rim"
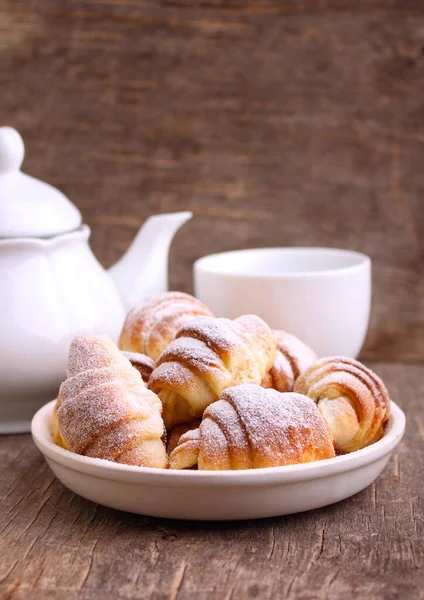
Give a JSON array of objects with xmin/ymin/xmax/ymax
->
[{"xmin": 194, "ymin": 247, "xmax": 371, "ymax": 279}]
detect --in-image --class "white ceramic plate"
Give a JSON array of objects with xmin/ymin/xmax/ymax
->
[{"xmin": 32, "ymin": 400, "xmax": 405, "ymax": 521}]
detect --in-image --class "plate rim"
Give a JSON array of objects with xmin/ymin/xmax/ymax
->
[{"xmin": 31, "ymin": 399, "xmax": 405, "ymax": 488}]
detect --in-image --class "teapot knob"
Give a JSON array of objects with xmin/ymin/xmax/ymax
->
[{"xmin": 0, "ymin": 127, "xmax": 25, "ymax": 174}]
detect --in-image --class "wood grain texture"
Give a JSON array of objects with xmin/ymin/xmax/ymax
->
[
  {"xmin": 0, "ymin": 363, "xmax": 423, "ymax": 600},
  {"xmin": 0, "ymin": 0, "xmax": 424, "ymax": 361}
]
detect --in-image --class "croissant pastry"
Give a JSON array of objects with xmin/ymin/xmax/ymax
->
[
  {"xmin": 123, "ymin": 351, "xmax": 155, "ymax": 384},
  {"xmin": 53, "ymin": 335, "xmax": 168, "ymax": 468},
  {"xmin": 166, "ymin": 419, "xmax": 202, "ymax": 455},
  {"xmin": 262, "ymin": 330, "xmax": 317, "ymax": 392},
  {"xmin": 149, "ymin": 315, "xmax": 276, "ymax": 429},
  {"xmin": 169, "ymin": 384, "xmax": 335, "ymax": 470},
  {"xmin": 294, "ymin": 356, "xmax": 391, "ymax": 453},
  {"xmin": 119, "ymin": 292, "xmax": 214, "ymax": 361}
]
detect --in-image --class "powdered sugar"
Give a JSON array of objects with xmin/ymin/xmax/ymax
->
[
  {"xmin": 175, "ymin": 317, "xmax": 240, "ymax": 354},
  {"xmin": 56, "ymin": 335, "xmax": 167, "ymax": 468},
  {"xmin": 274, "ymin": 330, "xmax": 317, "ymax": 379},
  {"xmin": 119, "ymin": 292, "xmax": 213, "ymax": 360},
  {"xmin": 67, "ymin": 335, "xmax": 129, "ymax": 377},
  {"xmin": 262, "ymin": 350, "xmax": 294, "ymax": 392},
  {"xmin": 294, "ymin": 356, "xmax": 391, "ymax": 453},
  {"xmin": 262, "ymin": 330, "xmax": 317, "ymax": 393},
  {"xmin": 204, "ymin": 399, "xmax": 251, "ymax": 468},
  {"xmin": 170, "ymin": 384, "xmax": 335, "ymax": 470},
  {"xmin": 150, "ymin": 361, "xmax": 198, "ymax": 391},
  {"xmin": 149, "ymin": 315, "xmax": 276, "ymax": 430},
  {"xmin": 123, "ymin": 351, "xmax": 155, "ymax": 383}
]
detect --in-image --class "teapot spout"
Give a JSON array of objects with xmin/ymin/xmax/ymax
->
[{"xmin": 108, "ymin": 211, "xmax": 192, "ymax": 311}]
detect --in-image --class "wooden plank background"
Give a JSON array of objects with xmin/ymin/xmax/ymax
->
[{"xmin": 1, "ymin": 0, "xmax": 423, "ymax": 362}]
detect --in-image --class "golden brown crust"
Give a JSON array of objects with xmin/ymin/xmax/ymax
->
[
  {"xmin": 294, "ymin": 356, "xmax": 391, "ymax": 453},
  {"xmin": 54, "ymin": 335, "xmax": 168, "ymax": 468},
  {"xmin": 169, "ymin": 384, "xmax": 335, "ymax": 470},
  {"xmin": 123, "ymin": 351, "xmax": 155, "ymax": 383},
  {"xmin": 52, "ymin": 404, "xmax": 67, "ymax": 448},
  {"xmin": 118, "ymin": 292, "xmax": 213, "ymax": 361},
  {"xmin": 149, "ymin": 315, "xmax": 277, "ymax": 429},
  {"xmin": 262, "ymin": 330, "xmax": 317, "ymax": 392},
  {"xmin": 166, "ymin": 419, "xmax": 202, "ymax": 455},
  {"xmin": 169, "ymin": 428, "xmax": 202, "ymax": 470}
]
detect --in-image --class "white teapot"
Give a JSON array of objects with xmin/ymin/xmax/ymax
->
[{"xmin": 0, "ymin": 127, "xmax": 192, "ymax": 433}]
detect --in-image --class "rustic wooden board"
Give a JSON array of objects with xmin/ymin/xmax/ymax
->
[
  {"xmin": 0, "ymin": 0, "xmax": 423, "ymax": 361},
  {"xmin": 0, "ymin": 362, "xmax": 422, "ymax": 600}
]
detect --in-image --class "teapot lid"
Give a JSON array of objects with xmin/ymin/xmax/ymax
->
[{"xmin": 0, "ymin": 127, "xmax": 82, "ymax": 238}]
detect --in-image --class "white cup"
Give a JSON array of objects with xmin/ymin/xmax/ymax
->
[{"xmin": 194, "ymin": 247, "xmax": 371, "ymax": 358}]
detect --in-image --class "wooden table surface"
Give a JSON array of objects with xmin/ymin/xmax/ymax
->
[{"xmin": 1, "ymin": 362, "xmax": 422, "ymax": 600}]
